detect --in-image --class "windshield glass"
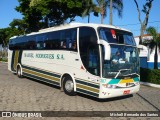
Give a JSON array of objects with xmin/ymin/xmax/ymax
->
[
  {"xmin": 102, "ymin": 45, "xmax": 139, "ymax": 78},
  {"xmin": 98, "ymin": 27, "xmax": 136, "ymax": 46}
]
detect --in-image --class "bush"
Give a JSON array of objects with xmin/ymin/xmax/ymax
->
[
  {"xmin": 0, "ymin": 57, "xmax": 8, "ymax": 62},
  {"xmin": 140, "ymin": 68, "xmax": 160, "ymax": 84}
]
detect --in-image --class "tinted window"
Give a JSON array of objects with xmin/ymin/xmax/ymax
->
[
  {"xmin": 9, "ymin": 36, "xmax": 28, "ymax": 50},
  {"xmin": 26, "ymin": 36, "xmax": 36, "ymax": 49},
  {"xmin": 79, "ymin": 27, "xmax": 100, "ymax": 76},
  {"xmin": 59, "ymin": 28, "xmax": 77, "ymax": 51},
  {"xmin": 98, "ymin": 27, "xmax": 136, "ymax": 46},
  {"xmin": 46, "ymin": 31, "xmax": 60, "ymax": 49},
  {"xmin": 46, "ymin": 28, "xmax": 77, "ymax": 51},
  {"xmin": 36, "ymin": 34, "xmax": 47, "ymax": 49},
  {"xmin": 9, "ymin": 28, "xmax": 77, "ymax": 51}
]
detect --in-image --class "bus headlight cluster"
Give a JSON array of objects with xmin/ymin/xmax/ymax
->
[{"xmin": 102, "ymin": 84, "xmax": 117, "ymax": 89}]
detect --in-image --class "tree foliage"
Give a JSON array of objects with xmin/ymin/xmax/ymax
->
[
  {"xmin": 143, "ymin": 26, "xmax": 160, "ymax": 69},
  {"xmin": 9, "ymin": 19, "xmax": 27, "ymax": 34},
  {"xmin": 0, "ymin": 27, "xmax": 23, "ymax": 46},
  {"xmin": 16, "ymin": 0, "xmax": 43, "ymax": 32},
  {"xmin": 96, "ymin": 0, "xmax": 123, "ymax": 24},
  {"xmin": 29, "ymin": 0, "xmax": 89, "ymax": 27},
  {"xmin": 134, "ymin": 0, "xmax": 154, "ymax": 44},
  {"xmin": 82, "ymin": 0, "xmax": 99, "ymax": 23}
]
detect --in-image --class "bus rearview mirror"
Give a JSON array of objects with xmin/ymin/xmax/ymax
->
[{"xmin": 99, "ymin": 40, "xmax": 111, "ymax": 60}]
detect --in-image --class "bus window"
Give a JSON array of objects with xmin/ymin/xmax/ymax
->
[
  {"xmin": 98, "ymin": 27, "xmax": 136, "ymax": 46},
  {"xmin": 36, "ymin": 35, "xmax": 46, "ymax": 49},
  {"xmin": 27, "ymin": 36, "xmax": 36, "ymax": 50},
  {"xmin": 47, "ymin": 31, "xmax": 61, "ymax": 49},
  {"xmin": 60, "ymin": 28, "xmax": 77, "ymax": 51}
]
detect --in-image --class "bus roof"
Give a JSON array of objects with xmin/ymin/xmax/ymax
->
[{"xmin": 10, "ymin": 23, "xmax": 131, "ymax": 39}]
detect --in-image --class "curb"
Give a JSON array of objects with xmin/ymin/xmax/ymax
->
[{"xmin": 140, "ymin": 82, "xmax": 160, "ymax": 89}]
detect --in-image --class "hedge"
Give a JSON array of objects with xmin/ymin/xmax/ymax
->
[
  {"xmin": 140, "ymin": 68, "xmax": 160, "ymax": 85},
  {"xmin": 0, "ymin": 58, "xmax": 8, "ymax": 62}
]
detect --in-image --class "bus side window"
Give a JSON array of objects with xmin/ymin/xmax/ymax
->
[
  {"xmin": 70, "ymin": 29, "xmax": 77, "ymax": 51},
  {"xmin": 59, "ymin": 28, "xmax": 77, "ymax": 51},
  {"xmin": 36, "ymin": 35, "xmax": 46, "ymax": 49},
  {"xmin": 27, "ymin": 36, "xmax": 36, "ymax": 50},
  {"xmin": 48, "ymin": 31, "xmax": 60, "ymax": 50}
]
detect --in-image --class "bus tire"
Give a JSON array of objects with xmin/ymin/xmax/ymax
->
[
  {"xmin": 63, "ymin": 76, "xmax": 76, "ymax": 96},
  {"xmin": 17, "ymin": 66, "xmax": 22, "ymax": 78}
]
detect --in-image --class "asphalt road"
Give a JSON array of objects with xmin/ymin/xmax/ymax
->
[{"xmin": 0, "ymin": 62, "xmax": 159, "ymax": 120}]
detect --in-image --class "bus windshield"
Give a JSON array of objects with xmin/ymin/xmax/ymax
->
[
  {"xmin": 102, "ymin": 45, "xmax": 139, "ymax": 78},
  {"xmin": 98, "ymin": 27, "xmax": 136, "ymax": 46}
]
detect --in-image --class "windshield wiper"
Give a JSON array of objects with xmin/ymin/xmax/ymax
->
[{"xmin": 114, "ymin": 69, "xmax": 131, "ymax": 78}]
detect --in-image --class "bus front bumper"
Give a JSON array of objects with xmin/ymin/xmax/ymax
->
[{"xmin": 98, "ymin": 84, "xmax": 140, "ymax": 99}]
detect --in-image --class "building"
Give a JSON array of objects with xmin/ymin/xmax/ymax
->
[{"xmin": 135, "ymin": 34, "xmax": 160, "ymax": 69}]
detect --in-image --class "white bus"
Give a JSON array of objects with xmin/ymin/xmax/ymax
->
[{"xmin": 8, "ymin": 23, "xmax": 140, "ymax": 99}]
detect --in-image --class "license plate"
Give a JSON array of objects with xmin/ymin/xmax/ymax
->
[{"xmin": 123, "ymin": 90, "xmax": 130, "ymax": 95}]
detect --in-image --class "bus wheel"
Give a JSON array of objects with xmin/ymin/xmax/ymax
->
[
  {"xmin": 17, "ymin": 66, "xmax": 22, "ymax": 78},
  {"xmin": 63, "ymin": 76, "xmax": 76, "ymax": 96}
]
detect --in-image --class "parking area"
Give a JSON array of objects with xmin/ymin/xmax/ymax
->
[{"xmin": 0, "ymin": 62, "xmax": 159, "ymax": 120}]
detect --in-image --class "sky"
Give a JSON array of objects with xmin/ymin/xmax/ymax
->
[{"xmin": 0, "ymin": 0, "xmax": 160, "ymax": 36}]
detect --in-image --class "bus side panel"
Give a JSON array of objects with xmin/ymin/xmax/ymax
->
[
  {"xmin": 21, "ymin": 50, "xmax": 62, "ymax": 86},
  {"xmin": 8, "ymin": 49, "xmax": 13, "ymax": 71},
  {"xmin": 11, "ymin": 50, "xmax": 19, "ymax": 72},
  {"xmin": 8, "ymin": 50, "xmax": 23, "ymax": 72},
  {"xmin": 8, "ymin": 50, "xmax": 17, "ymax": 72},
  {"xmin": 20, "ymin": 50, "xmax": 100, "ymax": 97}
]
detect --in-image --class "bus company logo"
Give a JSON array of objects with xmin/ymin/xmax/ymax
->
[
  {"xmin": 24, "ymin": 53, "xmax": 34, "ymax": 58},
  {"xmin": 24, "ymin": 53, "xmax": 65, "ymax": 60}
]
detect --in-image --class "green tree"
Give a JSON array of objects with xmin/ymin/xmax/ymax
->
[
  {"xmin": 134, "ymin": 0, "xmax": 154, "ymax": 44},
  {"xmin": 82, "ymin": 0, "xmax": 99, "ymax": 23},
  {"xmin": 96, "ymin": 0, "xmax": 123, "ymax": 24},
  {"xmin": 0, "ymin": 27, "xmax": 22, "ymax": 46},
  {"xmin": 96, "ymin": 0, "xmax": 108, "ymax": 24},
  {"xmin": 9, "ymin": 19, "xmax": 27, "ymax": 34},
  {"xmin": 143, "ymin": 26, "xmax": 160, "ymax": 69},
  {"xmin": 29, "ymin": 0, "xmax": 87, "ymax": 26},
  {"xmin": 16, "ymin": 0, "xmax": 43, "ymax": 32}
]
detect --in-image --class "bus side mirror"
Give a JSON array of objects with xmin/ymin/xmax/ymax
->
[{"xmin": 99, "ymin": 40, "xmax": 111, "ymax": 60}]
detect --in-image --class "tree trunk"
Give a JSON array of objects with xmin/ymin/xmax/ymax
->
[
  {"xmin": 88, "ymin": 14, "xmax": 90, "ymax": 23},
  {"xmin": 101, "ymin": 6, "xmax": 104, "ymax": 24},
  {"xmin": 140, "ymin": 24, "xmax": 147, "ymax": 44},
  {"xmin": 101, "ymin": 14, "xmax": 104, "ymax": 24},
  {"xmin": 109, "ymin": 0, "xmax": 113, "ymax": 25},
  {"xmin": 44, "ymin": 17, "xmax": 48, "ymax": 28},
  {"xmin": 154, "ymin": 44, "xmax": 158, "ymax": 69}
]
